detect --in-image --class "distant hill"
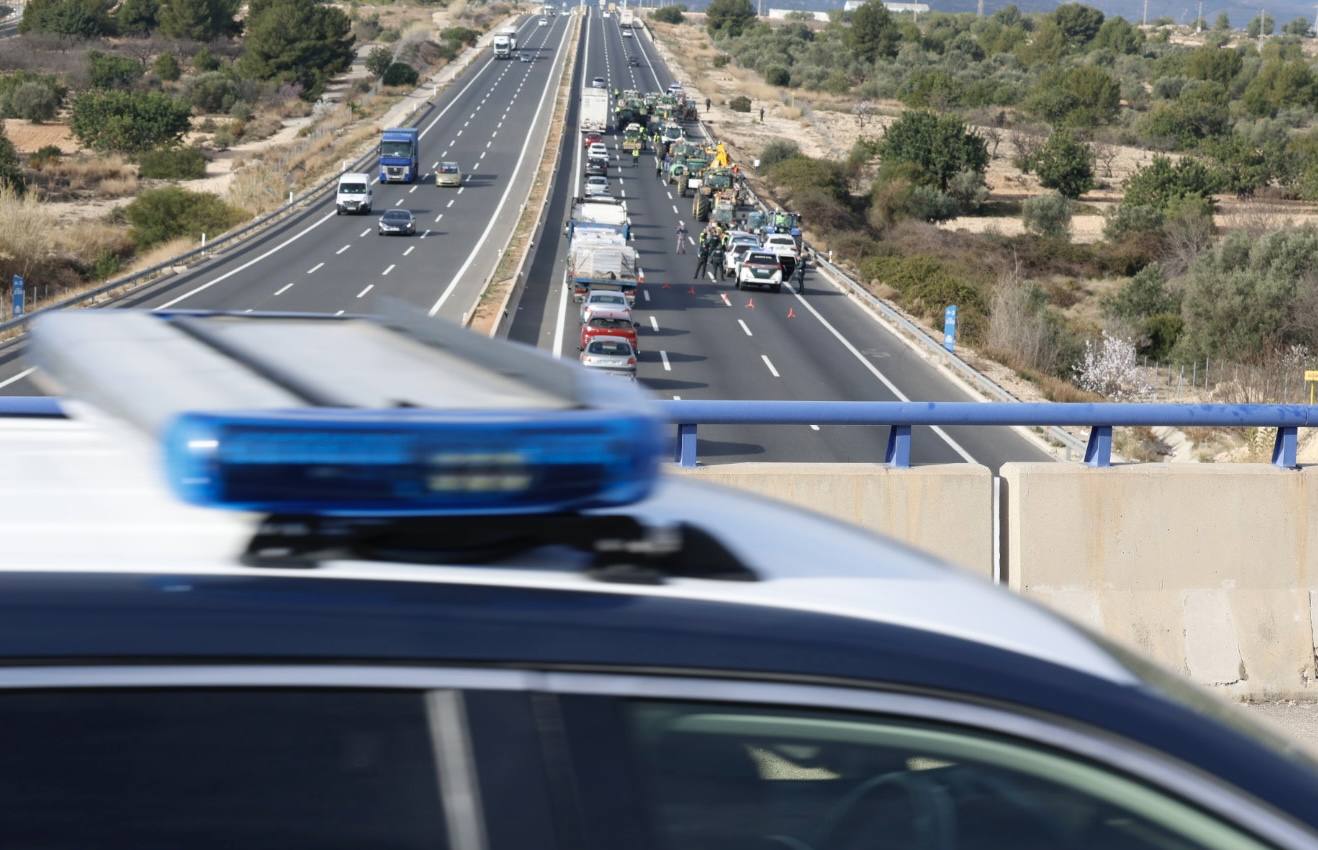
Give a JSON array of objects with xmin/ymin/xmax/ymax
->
[{"xmin": 690, "ymin": 0, "xmax": 1318, "ymax": 32}]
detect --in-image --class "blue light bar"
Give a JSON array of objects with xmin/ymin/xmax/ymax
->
[{"xmin": 163, "ymin": 409, "xmax": 664, "ymax": 515}]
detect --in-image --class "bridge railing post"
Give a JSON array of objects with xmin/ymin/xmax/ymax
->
[
  {"xmin": 675, "ymin": 422, "xmax": 697, "ymax": 468},
  {"xmin": 884, "ymin": 424, "xmax": 911, "ymax": 468},
  {"xmin": 1083, "ymin": 425, "xmax": 1113, "ymax": 468},
  {"xmin": 1272, "ymin": 426, "xmax": 1298, "ymax": 468}
]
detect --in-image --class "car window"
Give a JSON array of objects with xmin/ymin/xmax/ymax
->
[
  {"xmin": 588, "ymin": 340, "xmax": 632, "ymax": 356},
  {"xmin": 623, "ymin": 701, "xmax": 1276, "ymax": 850},
  {"xmin": 440, "ymin": 164, "xmax": 459, "ymax": 173},
  {"xmin": 747, "ymin": 253, "xmax": 777, "ymax": 264},
  {"xmin": 0, "ymin": 689, "xmax": 450, "ymax": 850},
  {"xmin": 340, "ymin": 183, "xmax": 367, "ymax": 194}
]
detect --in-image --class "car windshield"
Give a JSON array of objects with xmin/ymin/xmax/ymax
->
[
  {"xmin": 588, "ymin": 340, "xmax": 632, "ymax": 356},
  {"xmin": 732, "ymin": 245, "xmax": 752, "ymax": 256},
  {"xmin": 439, "ymin": 164, "xmax": 458, "ymax": 173},
  {"xmin": 380, "ymin": 141, "xmax": 412, "ymax": 158},
  {"xmin": 383, "ymin": 211, "xmax": 411, "ymax": 221},
  {"xmin": 339, "ymin": 183, "xmax": 367, "ymax": 195}
]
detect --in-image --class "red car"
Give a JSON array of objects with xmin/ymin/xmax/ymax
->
[
  {"xmin": 582, "ymin": 132, "xmax": 603, "ymax": 149},
  {"xmin": 579, "ymin": 308, "xmax": 638, "ymax": 353}
]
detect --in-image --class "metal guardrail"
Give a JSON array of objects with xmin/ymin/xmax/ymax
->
[
  {"xmin": 0, "ymin": 21, "xmax": 512, "ymax": 338},
  {"xmin": 657, "ymin": 400, "xmax": 1318, "ymax": 470},
  {"xmin": 5, "ymin": 396, "xmax": 1313, "ymax": 470}
]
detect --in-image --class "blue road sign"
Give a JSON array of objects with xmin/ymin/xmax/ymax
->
[
  {"xmin": 943, "ymin": 304, "xmax": 957, "ymax": 352},
  {"xmin": 11, "ymin": 275, "xmax": 23, "ymax": 319}
]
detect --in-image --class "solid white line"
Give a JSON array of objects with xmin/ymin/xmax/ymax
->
[
  {"xmin": 357, "ymin": 284, "xmax": 374, "ymax": 298},
  {"xmin": 0, "ymin": 367, "xmax": 36, "ymax": 390},
  {"xmin": 360, "ymin": 228, "xmax": 370, "ymax": 237},
  {"xmin": 737, "ymin": 319, "xmax": 751, "ymax": 336},
  {"xmin": 553, "ymin": 282, "xmax": 569, "ymax": 358},
  {"xmin": 761, "ymin": 355, "xmax": 780, "ymax": 378},
  {"xmin": 787, "ymin": 282, "xmax": 978, "ymax": 463},
  {"xmin": 156, "ymin": 211, "xmax": 339, "ymax": 309},
  {"xmin": 382, "ymin": 264, "xmax": 396, "ymax": 276},
  {"xmin": 810, "ymin": 424, "xmax": 821, "ymax": 431},
  {"xmin": 403, "ymin": 246, "xmax": 415, "ymax": 256},
  {"xmin": 660, "ymin": 350, "xmax": 671, "ymax": 372},
  {"xmin": 430, "ymin": 17, "xmax": 572, "ymax": 317},
  {"xmin": 306, "ymin": 262, "xmax": 324, "ymax": 274},
  {"xmin": 336, "ymin": 244, "xmax": 350, "ymax": 254},
  {"xmin": 274, "ymin": 282, "xmax": 294, "ymax": 296},
  {"xmin": 649, "ymin": 315, "xmax": 659, "ymax": 331}
]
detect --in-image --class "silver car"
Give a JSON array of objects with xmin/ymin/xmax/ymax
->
[
  {"xmin": 584, "ymin": 175, "xmax": 610, "ymax": 197},
  {"xmin": 580, "ymin": 290, "xmax": 630, "ymax": 323},
  {"xmin": 579, "ymin": 335, "xmax": 637, "ymax": 378}
]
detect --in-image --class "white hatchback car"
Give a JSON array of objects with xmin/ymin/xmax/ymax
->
[
  {"xmin": 580, "ymin": 290, "xmax": 631, "ymax": 323},
  {"xmin": 584, "ymin": 175, "xmax": 610, "ymax": 197},
  {"xmin": 588, "ymin": 142, "xmax": 609, "ymax": 160}
]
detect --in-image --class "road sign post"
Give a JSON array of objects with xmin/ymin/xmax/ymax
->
[
  {"xmin": 1305, "ymin": 370, "xmax": 1318, "ymax": 404},
  {"xmin": 11, "ymin": 274, "xmax": 23, "ymax": 319},
  {"xmin": 943, "ymin": 304, "xmax": 957, "ymax": 353}
]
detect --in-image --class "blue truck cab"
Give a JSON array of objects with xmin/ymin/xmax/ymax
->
[{"xmin": 379, "ymin": 127, "xmax": 419, "ymax": 183}]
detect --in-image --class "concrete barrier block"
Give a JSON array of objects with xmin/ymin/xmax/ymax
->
[
  {"xmin": 671, "ymin": 463, "xmax": 992, "ymax": 577},
  {"xmin": 1003, "ymin": 462, "xmax": 1318, "ymax": 698}
]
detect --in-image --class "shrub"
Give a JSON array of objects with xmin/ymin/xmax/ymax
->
[
  {"xmin": 705, "ymin": 0, "xmax": 754, "ymax": 37},
  {"xmin": 860, "ymin": 253, "xmax": 988, "ymax": 337},
  {"xmin": 192, "ymin": 46, "xmax": 222, "ymax": 72},
  {"xmin": 10, "ymin": 81, "xmax": 61, "ymax": 122},
  {"xmin": 157, "ymin": 0, "xmax": 240, "ymax": 40},
  {"xmin": 381, "ymin": 27, "xmax": 400, "ymax": 42},
  {"xmin": 765, "ymin": 66, "xmax": 790, "ymax": 86},
  {"xmin": 238, "ymin": 0, "xmax": 355, "ymax": 98},
  {"xmin": 767, "ymin": 155, "xmax": 849, "ymax": 202},
  {"xmin": 154, "ymin": 53, "xmax": 182, "ymax": 82},
  {"xmin": 1104, "ymin": 263, "xmax": 1178, "ymax": 321},
  {"xmin": 1103, "ymin": 202, "xmax": 1163, "ymax": 240},
  {"xmin": 0, "ymin": 128, "xmax": 23, "ymax": 195},
  {"xmin": 137, "ymin": 145, "xmax": 207, "ymax": 179},
  {"xmin": 1123, "ymin": 155, "xmax": 1219, "ymax": 213},
  {"xmin": 1031, "ymin": 131, "xmax": 1094, "ymax": 199},
  {"xmin": 71, "ymin": 90, "xmax": 192, "ymax": 154},
  {"xmin": 184, "ymin": 71, "xmax": 241, "ymax": 112},
  {"xmin": 903, "ymin": 185, "xmax": 960, "ymax": 221},
  {"xmin": 440, "ymin": 25, "xmax": 479, "ymax": 45},
  {"xmin": 1021, "ymin": 192, "xmax": 1072, "ymax": 239},
  {"xmin": 87, "ymin": 51, "xmax": 145, "ymax": 90},
  {"xmin": 712, "ymin": 54, "xmax": 730, "ymax": 69},
  {"xmin": 876, "ymin": 110, "xmax": 988, "ymax": 191},
  {"xmin": 366, "ymin": 46, "xmax": 393, "ymax": 78},
  {"xmin": 381, "ymin": 62, "xmax": 419, "ymax": 87},
  {"xmin": 946, "ymin": 169, "xmax": 988, "ymax": 213},
  {"xmin": 28, "ymin": 145, "xmax": 63, "ymax": 169},
  {"xmin": 728, "ymin": 95, "xmax": 751, "ymax": 113},
  {"xmin": 19, "ymin": 0, "xmax": 113, "ymax": 37},
  {"xmin": 652, "ymin": 4, "xmax": 684, "ymax": 23},
  {"xmin": 1073, "ymin": 332, "xmax": 1149, "ymax": 399},
  {"xmin": 758, "ymin": 139, "xmax": 799, "ymax": 169},
  {"xmin": 211, "ymin": 126, "xmax": 236, "ymax": 148},
  {"xmin": 123, "ymin": 186, "xmax": 244, "ymax": 247}
]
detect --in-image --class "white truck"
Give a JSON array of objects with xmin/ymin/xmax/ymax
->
[
  {"xmin": 566, "ymin": 198, "xmax": 636, "ymax": 302},
  {"xmin": 493, "ymin": 27, "xmax": 518, "ymax": 58},
  {"xmin": 618, "ymin": 7, "xmax": 634, "ymax": 27},
  {"xmin": 580, "ymin": 88, "xmax": 611, "ymax": 133}
]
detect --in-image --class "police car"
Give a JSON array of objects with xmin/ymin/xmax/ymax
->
[{"xmin": 2, "ymin": 308, "xmax": 1317, "ymax": 849}]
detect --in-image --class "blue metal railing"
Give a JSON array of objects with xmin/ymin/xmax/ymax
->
[
  {"xmin": 655, "ymin": 400, "xmax": 1318, "ymax": 469},
  {"xmin": 5, "ymin": 397, "xmax": 1315, "ymax": 469}
]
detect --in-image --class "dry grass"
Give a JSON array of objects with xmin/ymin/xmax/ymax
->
[
  {"xmin": 226, "ymin": 161, "xmax": 290, "ymax": 217},
  {"xmin": 53, "ymin": 221, "xmax": 134, "ymax": 259},
  {"xmin": 96, "ymin": 174, "xmax": 140, "ymax": 197},
  {"xmin": 0, "ymin": 185, "xmax": 56, "ymax": 281},
  {"xmin": 121, "ymin": 236, "xmax": 197, "ymax": 274}
]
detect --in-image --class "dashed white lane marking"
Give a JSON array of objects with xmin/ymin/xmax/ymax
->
[
  {"xmin": 761, "ymin": 355, "xmax": 780, "ymax": 378},
  {"xmin": 720, "ymin": 293, "xmax": 732, "ymax": 306},
  {"xmin": 360, "ymin": 228, "xmax": 371, "ymax": 237},
  {"xmin": 335, "ymin": 310, "xmax": 345, "ymax": 316},
  {"xmin": 810, "ymin": 425, "xmax": 821, "ymax": 431},
  {"xmin": 457, "ymin": 129, "xmax": 463, "ymax": 136},
  {"xmin": 472, "ymin": 162, "xmax": 480, "ymax": 170},
  {"xmin": 660, "ymin": 350, "xmax": 672, "ymax": 372},
  {"xmin": 666, "ymin": 190, "xmax": 672, "ymax": 199},
  {"xmin": 409, "ymin": 185, "xmax": 418, "ymax": 194},
  {"xmin": 435, "ymin": 213, "xmax": 444, "ymax": 222},
  {"xmin": 403, "ymin": 246, "xmax": 415, "ymax": 256},
  {"xmin": 356, "ymin": 284, "xmax": 374, "ymax": 298},
  {"xmin": 447, "ymin": 199, "xmax": 455, "ymax": 208},
  {"xmin": 0, "ymin": 367, "xmax": 36, "ymax": 390},
  {"xmin": 688, "ymin": 236, "xmax": 696, "ymax": 245},
  {"xmin": 432, "ymin": 161, "xmax": 439, "ymax": 168},
  {"xmin": 458, "ymin": 187, "xmax": 465, "ymax": 194},
  {"xmin": 274, "ymin": 282, "xmax": 294, "ymax": 296},
  {"xmin": 421, "ymin": 229, "xmax": 431, "ymax": 239},
  {"xmin": 382, "ymin": 264, "xmax": 396, "ymax": 276},
  {"xmin": 306, "ymin": 262, "xmax": 324, "ymax": 274},
  {"xmin": 649, "ymin": 315, "xmax": 659, "ymax": 331},
  {"xmin": 480, "ymin": 151, "xmax": 486, "ymax": 159},
  {"xmin": 737, "ymin": 319, "xmax": 752, "ymax": 336},
  {"xmin": 672, "ymin": 204, "xmax": 679, "ymax": 214},
  {"xmin": 394, "ymin": 198, "xmax": 403, "ymax": 206},
  {"xmin": 243, "ymin": 308, "xmax": 253, "ymax": 313},
  {"xmin": 336, "ymin": 244, "xmax": 350, "ymax": 254},
  {"xmin": 642, "ymin": 290, "xmax": 651, "ymax": 302},
  {"xmin": 672, "ymin": 394, "xmax": 681, "ymax": 400}
]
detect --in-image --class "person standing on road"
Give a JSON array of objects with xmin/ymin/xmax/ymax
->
[
  {"xmin": 795, "ymin": 249, "xmax": 808, "ymax": 293},
  {"xmin": 631, "ymin": 147, "xmax": 640, "ymax": 167},
  {"xmin": 710, "ymin": 239, "xmax": 726, "ymax": 281},
  {"xmin": 705, "ymin": 96, "xmax": 711, "ymax": 113},
  {"xmin": 656, "ymin": 153, "xmax": 664, "ymax": 179},
  {"xmin": 675, "ymin": 221, "xmax": 688, "ymax": 253},
  {"xmin": 693, "ymin": 239, "xmax": 711, "ymax": 279},
  {"xmin": 759, "ymin": 106, "xmax": 765, "ymax": 123}
]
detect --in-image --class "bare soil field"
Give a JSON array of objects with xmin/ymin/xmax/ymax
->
[{"xmin": 4, "ymin": 119, "xmax": 78, "ymax": 154}]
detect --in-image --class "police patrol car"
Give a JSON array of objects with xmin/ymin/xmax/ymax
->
[{"xmin": 2, "ymin": 308, "xmax": 1316, "ymax": 850}]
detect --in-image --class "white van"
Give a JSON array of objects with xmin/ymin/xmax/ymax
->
[{"xmin": 335, "ymin": 172, "xmax": 373, "ymax": 215}]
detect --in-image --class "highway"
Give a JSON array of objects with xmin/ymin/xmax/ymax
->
[
  {"xmin": 0, "ymin": 10, "xmax": 576, "ymax": 393},
  {"xmin": 508, "ymin": 5, "xmax": 1051, "ymax": 468},
  {"xmin": 1, "ymin": 2, "xmax": 1050, "ymax": 469}
]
